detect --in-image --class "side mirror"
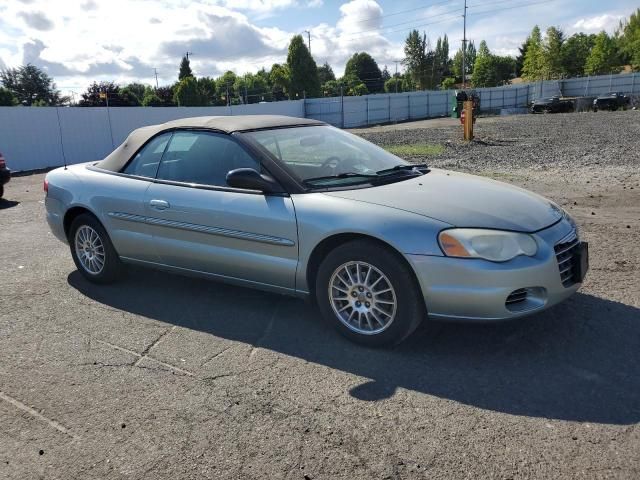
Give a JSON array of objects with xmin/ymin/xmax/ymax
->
[{"xmin": 226, "ymin": 168, "xmax": 280, "ymax": 193}]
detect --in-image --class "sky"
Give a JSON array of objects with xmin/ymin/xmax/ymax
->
[{"xmin": 0, "ymin": 0, "xmax": 637, "ymax": 98}]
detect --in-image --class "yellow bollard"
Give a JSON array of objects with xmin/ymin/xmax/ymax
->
[{"xmin": 463, "ymin": 100, "xmax": 474, "ymax": 141}]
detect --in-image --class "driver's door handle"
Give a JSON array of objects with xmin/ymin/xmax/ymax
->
[{"xmin": 149, "ymin": 199, "xmax": 170, "ymax": 210}]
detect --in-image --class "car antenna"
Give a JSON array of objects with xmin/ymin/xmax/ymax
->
[{"xmin": 55, "ymin": 106, "xmax": 68, "ymax": 170}]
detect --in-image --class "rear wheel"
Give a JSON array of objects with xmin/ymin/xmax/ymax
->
[
  {"xmin": 69, "ymin": 213, "xmax": 122, "ymax": 283},
  {"xmin": 315, "ymin": 240, "xmax": 425, "ymax": 347}
]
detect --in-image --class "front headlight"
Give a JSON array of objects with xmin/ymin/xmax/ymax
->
[{"xmin": 438, "ymin": 229, "xmax": 538, "ymax": 262}]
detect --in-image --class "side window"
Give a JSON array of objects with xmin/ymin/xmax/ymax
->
[
  {"xmin": 156, "ymin": 131, "xmax": 260, "ymax": 187},
  {"xmin": 122, "ymin": 132, "xmax": 171, "ymax": 177}
]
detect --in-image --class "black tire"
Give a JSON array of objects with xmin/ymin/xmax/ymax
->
[
  {"xmin": 0, "ymin": 185, "xmax": 3, "ymax": 198},
  {"xmin": 68, "ymin": 213, "xmax": 122, "ymax": 284},
  {"xmin": 315, "ymin": 240, "xmax": 426, "ymax": 347}
]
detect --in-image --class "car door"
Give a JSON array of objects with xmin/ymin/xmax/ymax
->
[
  {"xmin": 144, "ymin": 130, "xmax": 299, "ymax": 291},
  {"xmin": 99, "ymin": 131, "xmax": 172, "ymax": 263}
]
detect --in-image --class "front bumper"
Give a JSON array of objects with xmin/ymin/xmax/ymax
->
[{"xmin": 407, "ymin": 219, "xmax": 583, "ymax": 321}]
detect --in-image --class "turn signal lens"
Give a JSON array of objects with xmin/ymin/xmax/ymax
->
[{"xmin": 439, "ymin": 232, "xmax": 471, "ymax": 257}]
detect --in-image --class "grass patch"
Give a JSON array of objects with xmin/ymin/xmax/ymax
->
[{"xmin": 384, "ymin": 143, "xmax": 445, "ymax": 157}]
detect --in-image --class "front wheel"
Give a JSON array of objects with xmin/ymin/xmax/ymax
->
[
  {"xmin": 315, "ymin": 240, "xmax": 426, "ymax": 347},
  {"xmin": 69, "ymin": 213, "xmax": 123, "ymax": 283}
]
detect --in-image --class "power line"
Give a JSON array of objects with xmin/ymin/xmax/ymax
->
[
  {"xmin": 342, "ymin": 6, "xmax": 463, "ymax": 39},
  {"xmin": 341, "ymin": 0, "xmax": 557, "ymax": 41}
]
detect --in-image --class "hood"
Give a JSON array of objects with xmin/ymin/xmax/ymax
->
[{"xmin": 323, "ymin": 169, "xmax": 563, "ymax": 232}]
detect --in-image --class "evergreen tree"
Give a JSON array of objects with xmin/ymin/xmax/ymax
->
[
  {"xmin": 561, "ymin": 33, "xmax": 595, "ymax": 77},
  {"xmin": 0, "ymin": 64, "xmax": 63, "ymax": 106},
  {"xmin": 215, "ymin": 71, "xmax": 238, "ymax": 104},
  {"xmin": 269, "ymin": 63, "xmax": 290, "ymax": 100},
  {"xmin": 317, "ymin": 62, "xmax": 336, "ymax": 84},
  {"xmin": 522, "ymin": 26, "xmax": 544, "ymax": 80},
  {"xmin": 173, "ymin": 76, "xmax": 206, "ymax": 106},
  {"xmin": 452, "ymin": 41, "xmax": 476, "ymax": 82},
  {"xmin": 616, "ymin": 8, "xmax": 640, "ymax": 70},
  {"xmin": 287, "ymin": 35, "xmax": 320, "ymax": 98},
  {"xmin": 345, "ymin": 52, "xmax": 383, "ymax": 93},
  {"xmin": 402, "ymin": 30, "xmax": 433, "ymax": 90},
  {"xmin": 542, "ymin": 26, "xmax": 565, "ymax": 79},
  {"xmin": 381, "ymin": 65, "xmax": 391, "ymax": 82},
  {"xmin": 0, "ymin": 87, "xmax": 17, "ymax": 106},
  {"xmin": 585, "ymin": 31, "xmax": 620, "ymax": 75},
  {"xmin": 178, "ymin": 56, "xmax": 193, "ymax": 80}
]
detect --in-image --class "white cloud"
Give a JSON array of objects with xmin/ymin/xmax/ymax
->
[{"xmin": 571, "ymin": 13, "xmax": 625, "ymax": 33}]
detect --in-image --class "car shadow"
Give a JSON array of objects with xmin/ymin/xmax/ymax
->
[
  {"xmin": 68, "ymin": 267, "xmax": 640, "ymax": 425},
  {"xmin": 0, "ymin": 198, "xmax": 19, "ymax": 210}
]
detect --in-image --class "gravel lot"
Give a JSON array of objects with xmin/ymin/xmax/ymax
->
[{"xmin": 1, "ymin": 111, "xmax": 639, "ymax": 479}]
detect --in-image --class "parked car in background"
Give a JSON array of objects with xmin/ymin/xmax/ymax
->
[
  {"xmin": 593, "ymin": 92, "xmax": 630, "ymax": 111},
  {"xmin": 44, "ymin": 115, "xmax": 588, "ymax": 346},
  {"xmin": 530, "ymin": 96, "xmax": 573, "ymax": 114},
  {"xmin": 0, "ymin": 152, "xmax": 10, "ymax": 198}
]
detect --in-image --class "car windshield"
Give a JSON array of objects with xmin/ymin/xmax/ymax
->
[{"xmin": 243, "ymin": 125, "xmax": 411, "ymax": 187}]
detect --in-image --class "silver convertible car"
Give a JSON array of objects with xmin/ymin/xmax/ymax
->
[{"xmin": 45, "ymin": 115, "xmax": 588, "ymax": 346}]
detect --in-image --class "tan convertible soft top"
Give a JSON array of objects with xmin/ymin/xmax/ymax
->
[{"xmin": 96, "ymin": 115, "xmax": 325, "ymax": 172}]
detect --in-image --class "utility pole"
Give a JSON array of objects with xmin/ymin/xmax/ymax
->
[
  {"xmin": 303, "ymin": 30, "xmax": 311, "ymax": 53},
  {"xmin": 185, "ymin": 51, "xmax": 193, "ymax": 60},
  {"xmin": 153, "ymin": 68, "xmax": 159, "ymax": 89},
  {"xmin": 461, "ymin": 0, "xmax": 468, "ymax": 89}
]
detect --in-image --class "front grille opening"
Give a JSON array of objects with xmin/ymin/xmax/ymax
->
[
  {"xmin": 506, "ymin": 288, "xmax": 528, "ymax": 305},
  {"xmin": 554, "ymin": 231, "xmax": 580, "ymax": 287}
]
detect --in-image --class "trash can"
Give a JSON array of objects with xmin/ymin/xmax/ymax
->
[{"xmin": 452, "ymin": 90, "xmax": 468, "ymax": 118}]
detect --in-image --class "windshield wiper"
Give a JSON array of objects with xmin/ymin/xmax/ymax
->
[
  {"xmin": 376, "ymin": 163, "xmax": 430, "ymax": 175},
  {"xmin": 303, "ymin": 172, "xmax": 379, "ymax": 186}
]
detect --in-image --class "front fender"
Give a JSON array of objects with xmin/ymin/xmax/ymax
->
[{"xmin": 291, "ymin": 192, "xmax": 450, "ymax": 293}]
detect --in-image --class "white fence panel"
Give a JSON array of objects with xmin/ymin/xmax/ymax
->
[
  {"xmin": 0, "ymin": 100, "xmax": 304, "ymax": 171},
  {"xmin": 0, "ymin": 108, "xmax": 64, "ymax": 171}
]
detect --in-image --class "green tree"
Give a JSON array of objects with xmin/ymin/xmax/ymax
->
[
  {"xmin": 452, "ymin": 41, "xmax": 476, "ymax": 83},
  {"xmin": 381, "ymin": 65, "xmax": 391, "ymax": 82},
  {"xmin": 117, "ymin": 86, "xmax": 142, "ymax": 106},
  {"xmin": 384, "ymin": 76, "xmax": 408, "ymax": 93},
  {"xmin": 561, "ymin": 33, "xmax": 596, "ymax": 77},
  {"xmin": 616, "ymin": 8, "xmax": 640, "ymax": 70},
  {"xmin": 441, "ymin": 77, "xmax": 456, "ymax": 90},
  {"xmin": 234, "ymin": 73, "xmax": 269, "ymax": 103},
  {"xmin": 287, "ymin": 34, "xmax": 320, "ymax": 98},
  {"xmin": 522, "ymin": 26, "xmax": 544, "ymax": 80},
  {"xmin": 585, "ymin": 31, "xmax": 621, "ymax": 75},
  {"xmin": 515, "ymin": 39, "xmax": 528, "ymax": 77},
  {"xmin": 154, "ymin": 85, "xmax": 176, "ymax": 106},
  {"xmin": 403, "ymin": 30, "xmax": 430, "ymax": 90},
  {"xmin": 216, "ymin": 71, "xmax": 238, "ymax": 104},
  {"xmin": 141, "ymin": 87, "xmax": 163, "ymax": 107},
  {"xmin": 340, "ymin": 73, "xmax": 368, "ymax": 96},
  {"xmin": 345, "ymin": 52, "xmax": 383, "ymax": 93},
  {"xmin": 0, "ymin": 64, "xmax": 63, "ymax": 106},
  {"xmin": 79, "ymin": 81, "xmax": 134, "ymax": 106},
  {"xmin": 179, "ymin": 55, "xmax": 193, "ymax": 80},
  {"xmin": 472, "ymin": 41, "xmax": 515, "ymax": 87},
  {"xmin": 270, "ymin": 63, "xmax": 290, "ymax": 100},
  {"xmin": 197, "ymin": 77, "xmax": 216, "ymax": 105},
  {"xmin": 124, "ymin": 82, "xmax": 147, "ymax": 103},
  {"xmin": 0, "ymin": 87, "xmax": 17, "ymax": 106},
  {"xmin": 435, "ymin": 34, "xmax": 451, "ymax": 80},
  {"xmin": 541, "ymin": 26, "xmax": 565, "ymax": 79},
  {"xmin": 322, "ymin": 79, "xmax": 341, "ymax": 97},
  {"xmin": 318, "ymin": 62, "xmax": 336, "ymax": 84},
  {"xmin": 173, "ymin": 76, "xmax": 206, "ymax": 106}
]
